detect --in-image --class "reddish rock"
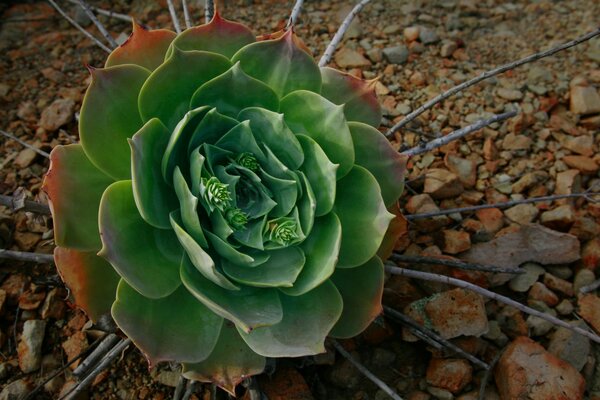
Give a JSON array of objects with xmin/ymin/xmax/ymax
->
[
  {"xmin": 0, "ymin": 273, "xmax": 28, "ymax": 299},
  {"xmin": 18, "ymin": 320, "xmax": 46, "ymax": 373},
  {"xmin": 334, "ymin": 47, "xmax": 371, "ymax": 68},
  {"xmin": 582, "ymin": 238, "xmax": 600, "ymax": 270},
  {"xmin": 505, "ymin": 204, "xmax": 539, "ymax": 225},
  {"xmin": 40, "ymin": 287, "xmax": 67, "ymax": 320},
  {"xmin": 562, "ymin": 155, "xmax": 599, "ymax": 174},
  {"xmin": 403, "ymin": 26, "xmax": 420, "ymax": 41},
  {"xmin": 555, "ymin": 170, "xmax": 581, "ymax": 196},
  {"xmin": 435, "ymin": 230, "xmax": 471, "ymax": 254},
  {"xmin": 475, "ymin": 208, "xmax": 504, "ymax": 234},
  {"xmin": 62, "ymin": 331, "xmax": 88, "ymax": 370},
  {"xmin": 260, "ymin": 367, "xmax": 314, "ymax": 400},
  {"xmin": 578, "ymin": 294, "xmax": 600, "ymax": 332},
  {"xmin": 423, "ymin": 169, "xmax": 464, "ymax": 199},
  {"xmin": 483, "ymin": 137, "xmax": 498, "ymax": 161},
  {"xmin": 502, "ymin": 133, "xmax": 532, "ymax": 151},
  {"xmin": 495, "ymin": 336, "xmax": 585, "ymax": 400},
  {"xmin": 18, "ymin": 286, "xmax": 46, "ymax": 310},
  {"xmin": 563, "ymin": 135, "xmax": 595, "ymax": 156},
  {"xmin": 570, "ymin": 85, "xmax": 600, "ymax": 115},
  {"xmin": 444, "ymin": 154, "xmax": 476, "ymax": 188},
  {"xmin": 39, "ymin": 98, "xmax": 75, "ymax": 131},
  {"xmin": 542, "ymin": 273, "xmax": 574, "ymax": 297},
  {"xmin": 540, "ymin": 205, "xmax": 575, "ymax": 231},
  {"xmin": 528, "ymin": 282, "xmax": 559, "ymax": 307},
  {"xmin": 426, "ymin": 358, "xmax": 473, "ymax": 393}
]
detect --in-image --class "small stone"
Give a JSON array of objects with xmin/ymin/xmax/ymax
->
[
  {"xmin": 335, "ymin": 48, "xmax": 371, "ymax": 68},
  {"xmin": 502, "ymin": 133, "xmax": 532, "ymax": 150},
  {"xmin": 497, "ymin": 88, "xmax": 524, "ymax": 101},
  {"xmin": 580, "ymin": 114, "xmax": 600, "ymax": 129},
  {"xmin": 582, "ymin": 238, "xmax": 600, "ymax": 270},
  {"xmin": 366, "ymin": 47, "xmax": 383, "ymax": 63},
  {"xmin": 41, "ymin": 67, "xmax": 65, "ymax": 83},
  {"xmin": 382, "ymin": 45, "xmax": 409, "ymax": 64},
  {"xmin": 573, "ymin": 269, "xmax": 595, "ymax": 293},
  {"xmin": 540, "ymin": 205, "xmax": 575, "ymax": 231},
  {"xmin": 40, "ymin": 287, "xmax": 67, "ymax": 320},
  {"xmin": 548, "ymin": 321, "xmax": 590, "ymax": 371},
  {"xmin": 495, "ymin": 336, "xmax": 585, "ymax": 400},
  {"xmin": 426, "ymin": 386, "xmax": 453, "ymax": 400},
  {"xmin": 330, "ymin": 354, "xmax": 362, "ymax": 389},
  {"xmin": 563, "ymin": 135, "xmax": 594, "ymax": 156},
  {"xmin": 543, "ymin": 273, "xmax": 574, "ymax": 297},
  {"xmin": 570, "ymin": 86, "xmax": 600, "ymax": 115},
  {"xmin": 426, "ymin": 358, "xmax": 472, "ymax": 393},
  {"xmin": 444, "ymin": 154, "xmax": 476, "ymax": 188},
  {"xmin": 555, "ymin": 170, "xmax": 581, "ymax": 195},
  {"xmin": 17, "ymin": 101, "xmax": 37, "ymax": 122},
  {"xmin": 155, "ymin": 370, "xmax": 181, "ymax": 387},
  {"xmin": 508, "ymin": 263, "xmax": 544, "ymax": 292},
  {"xmin": 555, "ymin": 299, "xmax": 574, "ymax": 315},
  {"xmin": 13, "ymin": 231, "xmax": 41, "ymax": 251},
  {"xmin": 526, "ymin": 313, "xmax": 555, "ymax": 337},
  {"xmin": 475, "ymin": 208, "xmax": 504, "ymax": 234},
  {"xmin": 419, "ymin": 27, "xmax": 439, "ymax": 44},
  {"xmin": 18, "ymin": 286, "xmax": 46, "ymax": 310},
  {"xmin": 403, "ymin": 26, "xmax": 420, "ymax": 41},
  {"xmin": 383, "ymin": 24, "xmax": 402, "ymax": 34},
  {"xmin": 423, "ymin": 169, "xmax": 464, "ymax": 199},
  {"xmin": 62, "ymin": 331, "xmax": 88, "ymax": 370},
  {"xmin": 261, "ymin": 367, "xmax": 314, "ymax": 400},
  {"xmin": 528, "ymin": 282, "xmax": 559, "ymax": 307},
  {"xmin": 440, "ymin": 41, "xmax": 457, "ymax": 58},
  {"xmin": 0, "ymin": 379, "xmax": 32, "ymax": 400},
  {"xmin": 578, "ymin": 294, "xmax": 600, "ymax": 332},
  {"xmin": 504, "ymin": 203, "xmax": 538, "ymax": 225},
  {"xmin": 562, "ymin": 155, "xmax": 599, "ymax": 174},
  {"xmin": 512, "ymin": 172, "xmax": 548, "ymax": 194},
  {"xmin": 436, "ymin": 230, "xmax": 471, "ymax": 254},
  {"xmin": 18, "ymin": 320, "xmax": 46, "ymax": 373},
  {"xmin": 39, "ymin": 99, "xmax": 75, "ymax": 132},
  {"xmin": 13, "ymin": 147, "xmax": 38, "ymax": 169},
  {"xmin": 483, "ymin": 137, "xmax": 498, "ymax": 161}
]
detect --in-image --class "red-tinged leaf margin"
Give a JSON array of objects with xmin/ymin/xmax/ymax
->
[
  {"xmin": 54, "ymin": 247, "xmax": 120, "ymax": 322},
  {"xmin": 377, "ymin": 203, "xmax": 408, "ymax": 261},
  {"xmin": 106, "ymin": 22, "xmax": 176, "ymax": 71}
]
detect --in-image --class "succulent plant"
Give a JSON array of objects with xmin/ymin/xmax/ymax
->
[{"xmin": 43, "ymin": 10, "xmax": 406, "ymax": 394}]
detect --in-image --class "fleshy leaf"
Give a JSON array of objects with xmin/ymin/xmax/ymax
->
[
  {"xmin": 334, "ymin": 166, "xmax": 394, "ymax": 268},
  {"xmin": 182, "ymin": 322, "xmax": 265, "ymax": 396},
  {"xmin": 320, "ymin": 67, "xmax": 382, "ymax": 127},
  {"xmin": 238, "ymin": 108, "xmax": 303, "ymax": 170},
  {"xmin": 280, "ymin": 212, "xmax": 341, "ymax": 296},
  {"xmin": 170, "ymin": 212, "xmax": 238, "ymax": 290},
  {"xmin": 54, "ymin": 247, "xmax": 119, "ymax": 322},
  {"xmin": 205, "ymin": 230, "xmax": 266, "ymax": 267},
  {"xmin": 112, "ymin": 280, "xmax": 223, "ymax": 365},
  {"xmin": 98, "ymin": 181, "xmax": 182, "ymax": 299},
  {"xmin": 377, "ymin": 204, "xmax": 408, "ymax": 261},
  {"xmin": 260, "ymin": 168, "xmax": 297, "ymax": 217},
  {"xmin": 43, "ymin": 144, "xmax": 113, "ymax": 251},
  {"xmin": 106, "ymin": 22, "xmax": 176, "ymax": 71},
  {"xmin": 138, "ymin": 48, "xmax": 231, "ymax": 131},
  {"xmin": 297, "ymin": 171, "xmax": 316, "ymax": 237},
  {"xmin": 169, "ymin": 11, "xmax": 255, "ymax": 59},
  {"xmin": 190, "ymin": 63, "xmax": 279, "ymax": 118},
  {"xmin": 349, "ymin": 122, "xmax": 407, "ymax": 207},
  {"xmin": 187, "ymin": 108, "xmax": 239, "ymax": 152},
  {"xmin": 130, "ymin": 118, "xmax": 178, "ymax": 229},
  {"xmin": 215, "ymin": 121, "xmax": 265, "ymax": 162},
  {"xmin": 329, "ymin": 256, "xmax": 384, "ymax": 338},
  {"xmin": 80, "ymin": 65, "xmax": 150, "ymax": 179},
  {"xmin": 222, "ymin": 247, "xmax": 305, "ymax": 288},
  {"xmin": 239, "ymin": 280, "xmax": 342, "ymax": 357},
  {"xmin": 232, "ymin": 217, "xmax": 266, "ymax": 250},
  {"xmin": 232, "ymin": 30, "xmax": 321, "ymax": 97},
  {"xmin": 162, "ymin": 106, "xmax": 211, "ymax": 183},
  {"xmin": 181, "ymin": 257, "xmax": 283, "ymax": 332},
  {"xmin": 173, "ymin": 168, "xmax": 208, "ymax": 247},
  {"xmin": 280, "ymin": 90, "xmax": 354, "ymax": 178},
  {"xmin": 296, "ymin": 135, "xmax": 337, "ymax": 216}
]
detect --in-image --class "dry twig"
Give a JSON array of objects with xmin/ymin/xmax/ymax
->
[
  {"xmin": 76, "ymin": 0, "xmax": 118, "ymax": 48},
  {"xmin": 0, "ymin": 129, "xmax": 50, "ymax": 158},
  {"xmin": 182, "ymin": 0, "xmax": 192, "ymax": 29},
  {"xmin": 287, "ymin": 0, "xmax": 304, "ymax": 28},
  {"xmin": 398, "ymin": 110, "xmax": 517, "ymax": 153},
  {"xmin": 65, "ymin": 0, "xmax": 133, "ymax": 24},
  {"xmin": 477, "ymin": 350, "xmax": 503, "ymax": 400},
  {"xmin": 0, "ymin": 249, "xmax": 54, "ymax": 264},
  {"xmin": 387, "ymin": 27, "xmax": 600, "ymax": 136},
  {"xmin": 318, "ymin": 0, "xmax": 372, "ymax": 67},
  {"xmin": 167, "ymin": 0, "xmax": 182, "ymax": 33},
  {"xmin": 0, "ymin": 194, "xmax": 51, "ymax": 215},
  {"xmin": 73, "ymin": 334, "xmax": 120, "ymax": 377},
  {"xmin": 391, "ymin": 253, "xmax": 524, "ymax": 274},
  {"xmin": 579, "ymin": 278, "xmax": 600, "ymax": 294},
  {"xmin": 205, "ymin": 0, "xmax": 215, "ymax": 24},
  {"xmin": 331, "ymin": 340, "xmax": 404, "ymax": 400},
  {"xmin": 385, "ymin": 264, "xmax": 600, "ymax": 344},
  {"xmin": 47, "ymin": 0, "xmax": 112, "ymax": 53}
]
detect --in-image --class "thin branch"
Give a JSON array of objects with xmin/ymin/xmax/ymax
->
[
  {"xmin": 0, "ymin": 194, "xmax": 51, "ymax": 215},
  {"xmin": 73, "ymin": 334, "xmax": 120, "ymax": 377},
  {"xmin": 286, "ymin": 0, "xmax": 304, "ymax": 28},
  {"xmin": 0, "ymin": 129, "xmax": 50, "ymax": 158},
  {"xmin": 76, "ymin": 0, "xmax": 118, "ymax": 48},
  {"xmin": 205, "ymin": 0, "xmax": 215, "ymax": 24},
  {"xmin": 318, "ymin": 0, "xmax": 371, "ymax": 67},
  {"xmin": 477, "ymin": 350, "xmax": 503, "ymax": 400},
  {"xmin": 385, "ymin": 264, "xmax": 600, "ymax": 344},
  {"xmin": 60, "ymin": 338, "xmax": 132, "ymax": 400},
  {"xmin": 579, "ymin": 278, "xmax": 600, "ymax": 294},
  {"xmin": 65, "ymin": 0, "xmax": 134, "ymax": 24},
  {"xmin": 387, "ymin": 27, "xmax": 600, "ymax": 136},
  {"xmin": 47, "ymin": 0, "xmax": 112, "ymax": 53},
  {"xmin": 398, "ymin": 110, "xmax": 517, "ymax": 153},
  {"xmin": 405, "ymin": 192, "xmax": 599, "ymax": 220},
  {"xmin": 182, "ymin": 380, "xmax": 200, "ymax": 400},
  {"xmin": 383, "ymin": 306, "xmax": 489, "ymax": 369},
  {"xmin": 166, "ymin": 0, "xmax": 182, "ymax": 34},
  {"xmin": 331, "ymin": 340, "xmax": 404, "ymax": 400},
  {"xmin": 0, "ymin": 249, "xmax": 54, "ymax": 264},
  {"xmin": 390, "ymin": 253, "xmax": 524, "ymax": 275},
  {"xmin": 182, "ymin": 0, "xmax": 192, "ymax": 29},
  {"xmin": 173, "ymin": 374, "xmax": 188, "ymax": 400}
]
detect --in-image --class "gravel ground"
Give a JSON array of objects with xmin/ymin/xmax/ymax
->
[{"xmin": 1, "ymin": 0, "xmax": 599, "ymax": 399}]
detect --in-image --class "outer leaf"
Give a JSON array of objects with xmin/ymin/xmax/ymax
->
[
  {"xmin": 54, "ymin": 247, "xmax": 119, "ymax": 322},
  {"xmin": 106, "ymin": 22, "xmax": 176, "ymax": 71},
  {"xmin": 205, "ymin": 231, "xmax": 264, "ymax": 267},
  {"xmin": 280, "ymin": 90, "xmax": 354, "ymax": 178},
  {"xmin": 43, "ymin": 144, "xmax": 113, "ymax": 251},
  {"xmin": 222, "ymin": 247, "xmax": 305, "ymax": 288},
  {"xmin": 349, "ymin": 122, "xmax": 407, "ymax": 207},
  {"xmin": 187, "ymin": 108, "xmax": 239, "ymax": 152},
  {"xmin": 232, "ymin": 30, "xmax": 321, "ymax": 97},
  {"xmin": 334, "ymin": 166, "xmax": 394, "ymax": 268},
  {"xmin": 239, "ymin": 280, "xmax": 342, "ymax": 357},
  {"xmin": 320, "ymin": 67, "xmax": 382, "ymax": 127},
  {"xmin": 80, "ymin": 65, "xmax": 150, "ymax": 179},
  {"xmin": 112, "ymin": 280, "xmax": 223, "ymax": 365},
  {"xmin": 169, "ymin": 11, "xmax": 255, "ymax": 59},
  {"xmin": 190, "ymin": 63, "xmax": 279, "ymax": 118},
  {"xmin": 377, "ymin": 204, "xmax": 408, "ymax": 261},
  {"xmin": 182, "ymin": 323, "xmax": 265, "ymax": 396},
  {"xmin": 98, "ymin": 181, "xmax": 182, "ymax": 299},
  {"xmin": 138, "ymin": 48, "xmax": 231, "ymax": 131},
  {"xmin": 181, "ymin": 257, "xmax": 283, "ymax": 332},
  {"xmin": 130, "ymin": 118, "xmax": 178, "ymax": 229},
  {"xmin": 329, "ymin": 256, "xmax": 384, "ymax": 338},
  {"xmin": 238, "ymin": 108, "xmax": 304, "ymax": 170},
  {"xmin": 280, "ymin": 212, "xmax": 341, "ymax": 296},
  {"xmin": 296, "ymin": 135, "xmax": 337, "ymax": 216},
  {"xmin": 170, "ymin": 212, "xmax": 237, "ymax": 290}
]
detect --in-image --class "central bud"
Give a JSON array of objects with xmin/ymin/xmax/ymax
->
[
  {"xmin": 237, "ymin": 152, "xmax": 259, "ymax": 172},
  {"xmin": 201, "ymin": 177, "xmax": 232, "ymax": 212}
]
